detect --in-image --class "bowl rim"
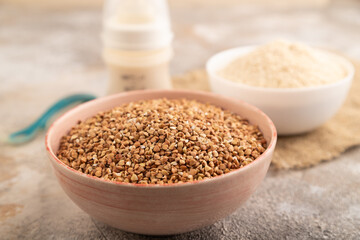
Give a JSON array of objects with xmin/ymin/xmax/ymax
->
[
  {"xmin": 45, "ymin": 89, "xmax": 277, "ymax": 188},
  {"xmin": 206, "ymin": 45, "xmax": 355, "ymax": 93}
]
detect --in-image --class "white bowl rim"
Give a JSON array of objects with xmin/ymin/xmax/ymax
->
[
  {"xmin": 206, "ymin": 45, "xmax": 355, "ymax": 93},
  {"xmin": 45, "ymin": 89, "xmax": 277, "ymax": 189}
]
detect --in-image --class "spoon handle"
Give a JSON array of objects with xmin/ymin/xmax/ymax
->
[{"xmin": 7, "ymin": 93, "xmax": 97, "ymax": 145}]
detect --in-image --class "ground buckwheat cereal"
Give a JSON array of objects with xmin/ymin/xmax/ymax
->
[
  {"xmin": 57, "ymin": 98, "xmax": 267, "ymax": 184},
  {"xmin": 218, "ymin": 40, "xmax": 347, "ymax": 88}
]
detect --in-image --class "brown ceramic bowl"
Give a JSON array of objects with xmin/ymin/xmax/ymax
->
[{"xmin": 45, "ymin": 89, "xmax": 277, "ymax": 235}]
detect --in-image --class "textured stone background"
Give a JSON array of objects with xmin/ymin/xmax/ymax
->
[{"xmin": 1, "ymin": 0, "xmax": 360, "ymax": 239}]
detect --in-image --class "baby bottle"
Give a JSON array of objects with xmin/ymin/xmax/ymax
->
[{"xmin": 102, "ymin": 0, "xmax": 173, "ymax": 94}]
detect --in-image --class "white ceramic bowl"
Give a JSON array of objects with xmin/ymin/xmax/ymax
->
[{"xmin": 206, "ymin": 46, "xmax": 355, "ymax": 135}]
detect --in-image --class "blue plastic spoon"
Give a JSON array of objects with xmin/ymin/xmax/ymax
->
[{"xmin": 6, "ymin": 94, "xmax": 97, "ymax": 145}]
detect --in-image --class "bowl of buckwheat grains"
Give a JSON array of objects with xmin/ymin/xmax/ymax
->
[
  {"xmin": 45, "ymin": 89, "xmax": 277, "ymax": 235},
  {"xmin": 207, "ymin": 40, "xmax": 355, "ymax": 135}
]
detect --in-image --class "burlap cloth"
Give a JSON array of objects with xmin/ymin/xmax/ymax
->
[{"xmin": 172, "ymin": 60, "xmax": 360, "ymax": 169}]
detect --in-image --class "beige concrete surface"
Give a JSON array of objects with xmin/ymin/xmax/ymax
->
[{"xmin": 0, "ymin": 1, "xmax": 360, "ymax": 239}]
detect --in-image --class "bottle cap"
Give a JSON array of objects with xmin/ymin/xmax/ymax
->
[{"xmin": 102, "ymin": 0, "xmax": 173, "ymax": 50}]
